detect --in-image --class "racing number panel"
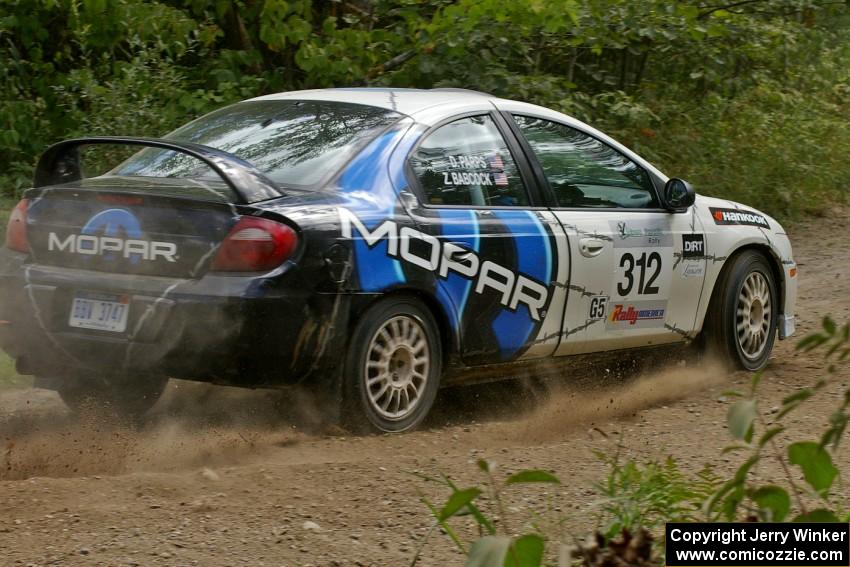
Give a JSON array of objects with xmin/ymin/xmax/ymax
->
[
  {"xmin": 498, "ymin": 110, "xmax": 709, "ymax": 355},
  {"xmin": 396, "ymin": 109, "xmax": 707, "ymax": 364},
  {"xmin": 549, "ymin": 209, "xmax": 708, "ymax": 355}
]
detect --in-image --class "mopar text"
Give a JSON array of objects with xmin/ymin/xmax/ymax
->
[
  {"xmin": 48, "ymin": 232, "xmax": 178, "ymax": 262},
  {"xmin": 339, "ymin": 208, "xmax": 549, "ymax": 321}
]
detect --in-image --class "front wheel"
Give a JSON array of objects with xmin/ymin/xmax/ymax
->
[
  {"xmin": 704, "ymin": 250, "xmax": 778, "ymax": 371},
  {"xmin": 342, "ymin": 297, "xmax": 442, "ymax": 433}
]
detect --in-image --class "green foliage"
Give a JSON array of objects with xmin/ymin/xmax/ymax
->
[
  {"xmin": 0, "ymin": 0, "xmax": 848, "ymax": 219},
  {"xmin": 413, "ymin": 460, "xmax": 560, "ymax": 567},
  {"xmin": 416, "ymin": 317, "xmax": 850, "ymax": 564},
  {"xmin": 594, "ymin": 451, "xmax": 718, "ymax": 541},
  {"xmin": 0, "ymin": 352, "xmax": 30, "ymax": 390},
  {"xmin": 0, "ymin": 198, "xmax": 14, "ymax": 228},
  {"xmin": 708, "ymin": 317, "xmax": 850, "ymax": 523}
]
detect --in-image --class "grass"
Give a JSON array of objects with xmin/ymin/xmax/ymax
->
[{"xmin": 0, "ymin": 352, "xmax": 30, "ymax": 389}]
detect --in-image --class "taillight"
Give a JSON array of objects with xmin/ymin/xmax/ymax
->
[
  {"xmin": 211, "ymin": 216, "xmax": 298, "ymax": 272},
  {"xmin": 5, "ymin": 199, "xmax": 29, "ymax": 253}
]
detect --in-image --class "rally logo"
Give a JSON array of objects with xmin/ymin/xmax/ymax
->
[
  {"xmin": 48, "ymin": 208, "xmax": 178, "ymax": 263},
  {"xmin": 609, "ymin": 305, "xmax": 665, "ymax": 325},
  {"xmin": 710, "ymin": 207, "xmax": 770, "ymax": 229},
  {"xmin": 606, "ymin": 300, "xmax": 667, "ymax": 330}
]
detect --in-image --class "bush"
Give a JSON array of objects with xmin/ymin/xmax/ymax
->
[
  {"xmin": 0, "ymin": 0, "xmax": 848, "ymax": 221},
  {"xmin": 707, "ymin": 317, "xmax": 850, "ymax": 523},
  {"xmin": 595, "ymin": 453, "xmax": 717, "ymax": 541}
]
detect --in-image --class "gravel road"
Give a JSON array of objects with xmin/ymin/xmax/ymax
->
[{"xmin": 2, "ymin": 212, "xmax": 848, "ymax": 566}]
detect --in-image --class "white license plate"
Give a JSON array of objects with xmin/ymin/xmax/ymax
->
[{"xmin": 69, "ymin": 292, "xmax": 130, "ymax": 333}]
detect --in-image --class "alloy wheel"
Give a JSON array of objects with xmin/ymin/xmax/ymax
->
[{"xmin": 364, "ymin": 315, "xmax": 430, "ymax": 422}]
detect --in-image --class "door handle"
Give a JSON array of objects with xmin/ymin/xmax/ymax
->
[{"xmin": 579, "ymin": 237, "xmax": 606, "ymax": 258}]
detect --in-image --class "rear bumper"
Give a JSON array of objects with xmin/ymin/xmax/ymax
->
[{"xmin": 0, "ymin": 255, "xmax": 347, "ymax": 387}]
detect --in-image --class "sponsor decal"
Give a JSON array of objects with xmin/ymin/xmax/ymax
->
[
  {"xmin": 710, "ymin": 207, "xmax": 770, "ymax": 228},
  {"xmin": 610, "ymin": 304, "xmax": 665, "ymax": 325},
  {"xmin": 606, "ymin": 300, "xmax": 667, "ymax": 329},
  {"xmin": 48, "ymin": 208, "xmax": 178, "ymax": 263},
  {"xmin": 682, "ymin": 263, "xmax": 705, "ymax": 278},
  {"xmin": 682, "ymin": 234, "xmax": 705, "ymax": 259},
  {"xmin": 609, "ymin": 220, "xmax": 673, "ymax": 248},
  {"xmin": 339, "ymin": 208, "xmax": 550, "ymax": 321},
  {"xmin": 589, "ymin": 295, "xmax": 608, "ymax": 320}
]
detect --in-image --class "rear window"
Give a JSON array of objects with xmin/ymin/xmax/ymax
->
[{"xmin": 111, "ymin": 100, "xmax": 403, "ymax": 190}]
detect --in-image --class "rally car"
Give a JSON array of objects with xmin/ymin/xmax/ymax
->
[{"xmin": 0, "ymin": 88, "xmax": 797, "ymax": 432}]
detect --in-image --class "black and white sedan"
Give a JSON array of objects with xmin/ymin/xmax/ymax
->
[{"xmin": 0, "ymin": 88, "xmax": 797, "ymax": 432}]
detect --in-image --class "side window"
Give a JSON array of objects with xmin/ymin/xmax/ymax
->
[
  {"xmin": 513, "ymin": 115, "xmax": 658, "ymax": 209},
  {"xmin": 409, "ymin": 115, "xmax": 529, "ymax": 207}
]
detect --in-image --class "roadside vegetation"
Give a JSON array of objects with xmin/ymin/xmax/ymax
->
[
  {"xmin": 0, "ymin": 353, "xmax": 29, "ymax": 389},
  {"xmin": 1, "ymin": 0, "xmax": 849, "ymax": 219},
  {"xmin": 418, "ymin": 318, "xmax": 850, "ymax": 565}
]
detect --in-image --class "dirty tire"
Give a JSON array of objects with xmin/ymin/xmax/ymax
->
[
  {"xmin": 342, "ymin": 297, "xmax": 441, "ymax": 434},
  {"xmin": 704, "ymin": 250, "xmax": 778, "ymax": 371},
  {"xmin": 56, "ymin": 374, "xmax": 169, "ymax": 418}
]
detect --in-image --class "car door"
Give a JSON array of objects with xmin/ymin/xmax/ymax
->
[
  {"xmin": 506, "ymin": 113, "xmax": 707, "ymax": 355},
  {"xmin": 401, "ymin": 113, "xmax": 569, "ymax": 365}
]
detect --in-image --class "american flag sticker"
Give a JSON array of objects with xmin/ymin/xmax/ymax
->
[
  {"xmin": 493, "ymin": 172, "xmax": 509, "ymax": 186},
  {"xmin": 488, "ymin": 154, "xmax": 505, "ymax": 170}
]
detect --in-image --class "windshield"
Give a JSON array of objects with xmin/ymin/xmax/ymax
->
[{"xmin": 111, "ymin": 100, "xmax": 403, "ymax": 190}]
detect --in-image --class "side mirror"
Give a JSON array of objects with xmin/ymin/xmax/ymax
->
[{"xmin": 663, "ymin": 178, "xmax": 695, "ymax": 212}]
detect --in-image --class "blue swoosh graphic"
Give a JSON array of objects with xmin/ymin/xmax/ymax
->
[
  {"xmin": 435, "ymin": 209, "xmax": 480, "ymax": 331},
  {"xmin": 491, "ymin": 210, "xmax": 552, "ymax": 359}
]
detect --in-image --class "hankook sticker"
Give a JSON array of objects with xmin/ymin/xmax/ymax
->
[{"xmin": 709, "ymin": 207, "xmax": 770, "ymax": 228}]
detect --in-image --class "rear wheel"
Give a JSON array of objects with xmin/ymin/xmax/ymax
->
[
  {"xmin": 342, "ymin": 297, "xmax": 441, "ymax": 433},
  {"xmin": 704, "ymin": 250, "xmax": 778, "ymax": 371},
  {"xmin": 56, "ymin": 373, "xmax": 168, "ymax": 418}
]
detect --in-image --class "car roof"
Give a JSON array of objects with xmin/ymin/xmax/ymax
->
[{"xmin": 249, "ymin": 87, "xmax": 499, "ymax": 119}]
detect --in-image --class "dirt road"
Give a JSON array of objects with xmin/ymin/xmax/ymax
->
[{"xmin": 2, "ymin": 213, "xmax": 849, "ymax": 566}]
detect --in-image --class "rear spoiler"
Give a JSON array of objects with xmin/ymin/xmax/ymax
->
[{"xmin": 33, "ymin": 136, "xmax": 283, "ymax": 204}]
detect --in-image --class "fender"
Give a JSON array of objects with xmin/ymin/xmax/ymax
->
[{"xmin": 693, "ymin": 196, "xmax": 797, "ymax": 337}]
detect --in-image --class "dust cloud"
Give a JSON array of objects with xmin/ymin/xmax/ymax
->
[
  {"xmin": 0, "ymin": 381, "xmax": 320, "ymax": 481},
  {"xmin": 1, "ymin": 356, "xmax": 730, "ymax": 481},
  {"xmin": 513, "ymin": 359, "xmax": 728, "ymax": 443}
]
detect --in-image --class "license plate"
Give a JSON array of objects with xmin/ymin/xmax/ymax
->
[{"xmin": 69, "ymin": 292, "xmax": 130, "ymax": 333}]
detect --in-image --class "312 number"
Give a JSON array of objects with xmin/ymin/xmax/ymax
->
[{"xmin": 617, "ymin": 252, "xmax": 661, "ymax": 296}]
